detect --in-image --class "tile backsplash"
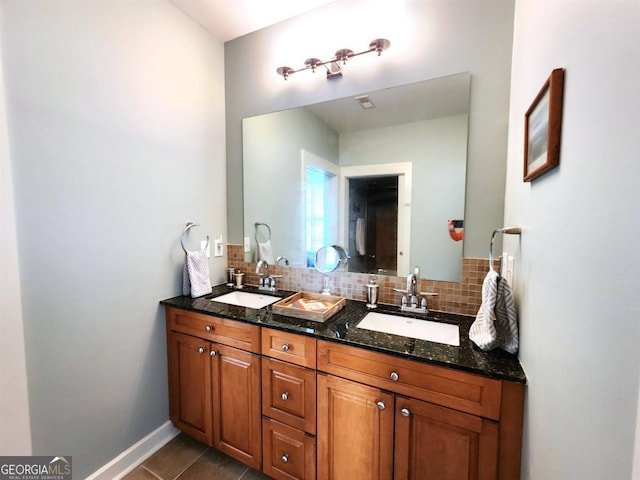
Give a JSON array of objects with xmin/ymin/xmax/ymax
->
[{"xmin": 227, "ymin": 244, "xmax": 492, "ymax": 316}]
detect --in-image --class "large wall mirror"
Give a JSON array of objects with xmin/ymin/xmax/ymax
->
[{"xmin": 242, "ymin": 72, "xmax": 470, "ymax": 282}]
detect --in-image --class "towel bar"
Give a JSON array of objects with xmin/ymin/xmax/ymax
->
[{"xmin": 489, "ymin": 227, "xmax": 521, "ymax": 270}]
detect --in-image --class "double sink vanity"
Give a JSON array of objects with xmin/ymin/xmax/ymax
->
[{"xmin": 160, "ymin": 284, "xmax": 526, "ymax": 480}]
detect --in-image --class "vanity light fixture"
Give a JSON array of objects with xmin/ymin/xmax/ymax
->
[{"xmin": 276, "ymin": 38, "xmax": 390, "ymax": 81}]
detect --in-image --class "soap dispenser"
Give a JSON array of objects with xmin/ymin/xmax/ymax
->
[{"xmin": 365, "ymin": 274, "xmax": 379, "ymax": 309}]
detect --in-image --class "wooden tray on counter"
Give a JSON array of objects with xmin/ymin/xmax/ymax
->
[{"xmin": 272, "ymin": 292, "xmax": 346, "ymax": 323}]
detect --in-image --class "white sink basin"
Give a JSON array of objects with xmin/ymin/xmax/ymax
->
[
  {"xmin": 211, "ymin": 291, "xmax": 281, "ymax": 309},
  {"xmin": 356, "ymin": 312, "xmax": 460, "ymax": 346}
]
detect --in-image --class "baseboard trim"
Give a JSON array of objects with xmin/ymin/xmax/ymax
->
[{"xmin": 86, "ymin": 421, "xmax": 180, "ymax": 480}]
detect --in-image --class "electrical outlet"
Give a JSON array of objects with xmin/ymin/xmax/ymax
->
[
  {"xmin": 214, "ymin": 235, "xmax": 223, "ymax": 257},
  {"xmin": 505, "ymin": 255, "xmax": 515, "ymax": 287},
  {"xmin": 501, "ymin": 251, "xmax": 508, "ymax": 277},
  {"xmin": 244, "ymin": 237, "xmax": 251, "ymax": 253}
]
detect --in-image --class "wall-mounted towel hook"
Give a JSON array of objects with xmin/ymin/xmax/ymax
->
[
  {"xmin": 489, "ymin": 226, "xmax": 521, "ymax": 270},
  {"xmin": 181, "ymin": 222, "xmax": 209, "ymax": 254}
]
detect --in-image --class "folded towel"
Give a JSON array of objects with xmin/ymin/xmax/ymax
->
[
  {"xmin": 469, "ymin": 269, "xmax": 519, "ymax": 354},
  {"xmin": 257, "ymin": 240, "xmax": 275, "ymax": 264},
  {"xmin": 182, "ymin": 247, "xmax": 212, "ymax": 298},
  {"xmin": 355, "ymin": 218, "xmax": 366, "ymax": 255}
]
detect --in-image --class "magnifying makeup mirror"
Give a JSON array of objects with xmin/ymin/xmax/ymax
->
[{"xmin": 314, "ymin": 245, "xmax": 348, "ymax": 294}]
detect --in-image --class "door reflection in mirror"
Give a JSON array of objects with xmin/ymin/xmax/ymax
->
[{"xmin": 348, "ymin": 176, "xmax": 398, "ymax": 276}]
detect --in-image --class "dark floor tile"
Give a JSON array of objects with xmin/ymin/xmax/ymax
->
[
  {"xmin": 177, "ymin": 448, "xmax": 249, "ymax": 480},
  {"xmin": 122, "ymin": 466, "xmax": 161, "ymax": 480},
  {"xmin": 143, "ymin": 433, "xmax": 208, "ymax": 480},
  {"xmin": 240, "ymin": 467, "xmax": 273, "ymax": 479}
]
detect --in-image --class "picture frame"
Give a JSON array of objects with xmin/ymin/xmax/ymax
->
[{"xmin": 523, "ymin": 68, "xmax": 565, "ymax": 182}]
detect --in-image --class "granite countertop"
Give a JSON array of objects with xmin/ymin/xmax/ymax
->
[{"xmin": 161, "ymin": 284, "xmax": 526, "ymax": 384}]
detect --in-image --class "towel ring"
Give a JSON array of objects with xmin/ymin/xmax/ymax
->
[
  {"xmin": 489, "ymin": 226, "xmax": 521, "ymax": 271},
  {"xmin": 254, "ymin": 222, "xmax": 272, "ymax": 244},
  {"xmin": 181, "ymin": 222, "xmax": 209, "ymax": 254}
]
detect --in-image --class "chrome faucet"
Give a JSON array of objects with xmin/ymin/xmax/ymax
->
[
  {"xmin": 393, "ymin": 266, "xmax": 438, "ymax": 314},
  {"xmin": 275, "ymin": 256, "xmax": 289, "ymax": 266},
  {"xmin": 256, "ymin": 260, "xmax": 278, "ymax": 292},
  {"xmin": 256, "ymin": 259, "xmax": 269, "ymax": 277},
  {"xmin": 406, "ymin": 271, "xmax": 419, "ymax": 306}
]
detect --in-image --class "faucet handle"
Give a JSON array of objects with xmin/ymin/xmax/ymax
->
[
  {"xmin": 393, "ymin": 287, "xmax": 409, "ymax": 294},
  {"xmin": 419, "ymin": 292, "xmax": 438, "ymax": 310}
]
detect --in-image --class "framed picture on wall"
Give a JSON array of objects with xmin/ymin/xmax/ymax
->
[{"xmin": 523, "ymin": 68, "xmax": 565, "ymax": 182}]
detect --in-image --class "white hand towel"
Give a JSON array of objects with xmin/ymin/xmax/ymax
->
[
  {"xmin": 469, "ymin": 269, "xmax": 519, "ymax": 354},
  {"xmin": 257, "ymin": 240, "xmax": 275, "ymax": 264},
  {"xmin": 355, "ymin": 218, "xmax": 366, "ymax": 255},
  {"xmin": 183, "ymin": 247, "xmax": 212, "ymax": 298}
]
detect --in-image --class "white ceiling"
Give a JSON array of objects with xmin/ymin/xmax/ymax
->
[
  {"xmin": 306, "ymin": 73, "xmax": 471, "ymax": 133},
  {"xmin": 169, "ymin": 0, "xmax": 338, "ymax": 42}
]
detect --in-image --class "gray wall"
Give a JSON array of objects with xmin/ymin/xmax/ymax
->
[
  {"xmin": 225, "ymin": 0, "xmax": 515, "ymax": 259},
  {"xmin": 1, "ymin": 1, "xmax": 226, "ymax": 477},
  {"xmin": 504, "ymin": 0, "xmax": 640, "ymax": 478},
  {"xmin": 0, "ymin": 5, "xmax": 31, "ymax": 453}
]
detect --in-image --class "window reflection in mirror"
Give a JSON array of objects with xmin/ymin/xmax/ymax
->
[{"xmin": 304, "ymin": 152, "xmax": 338, "ymax": 267}]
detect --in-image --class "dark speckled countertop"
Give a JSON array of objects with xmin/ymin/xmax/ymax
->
[{"xmin": 161, "ymin": 284, "xmax": 526, "ymax": 384}]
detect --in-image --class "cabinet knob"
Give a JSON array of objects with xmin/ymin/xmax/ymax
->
[
  {"xmin": 281, "ymin": 392, "xmax": 289, "ymax": 401},
  {"xmin": 401, "ymin": 408, "xmax": 410, "ymax": 418},
  {"xmin": 210, "ymin": 350, "xmax": 217, "ymax": 357},
  {"xmin": 376, "ymin": 401, "xmax": 386, "ymax": 410},
  {"xmin": 281, "ymin": 343, "xmax": 290, "ymax": 352},
  {"xmin": 390, "ymin": 371, "xmax": 399, "ymax": 382},
  {"xmin": 205, "ymin": 325, "xmax": 213, "ymax": 332},
  {"xmin": 198, "ymin": 347, "xmax": 205, "ymax": 354},
  {"xmin": 281, "ymin": 454, "xmax": 289, "ymax": 464}
]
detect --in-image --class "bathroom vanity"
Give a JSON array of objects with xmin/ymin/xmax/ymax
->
[{"xmin": 161, "ymin": 285, "xmax": 526, "ymax": 480}]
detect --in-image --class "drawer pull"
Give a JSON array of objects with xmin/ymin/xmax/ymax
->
[
  {"xmin": 401, "ymin": 408, "xmax": 410, "ymax": 418},
  {"xmin": 281, "ymin": 343, "xmax": 290, "ymax": 352},
  {"xmin": 198, "ymin": 347, "xmax": 205, "ymax": 354},
  {"xmin": 210, "ymin": 350, "xmax": 217, "ymax": 357},
  {"xmin": 281, "ymin": 392, "xmax": 289, "ymax": 401},
  {"xmin": 205, "ymin": 325, "xmax": 213, "ymax": 332},
  {"xmin": 376, "ymin": 401, "xmax": 386, "ymax": 410},
  {"xmin": 281, "ymin": 454, "xmax": 289, "ymax": 464},
  {"xmin": 390, "ymin": 371, "xmax": 399, "ymax": 382}
]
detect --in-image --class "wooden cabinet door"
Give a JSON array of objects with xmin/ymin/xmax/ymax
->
[
  {"xmin": 394, "ymin": 396, "xmax": 499, "ymax": 480},
  {"xmin": 167, "ymin": 331, "xmax": 213, "ymax": 446},
  {"xmin": 317, "ymin": 374, "xmax": 394, "ymax": 480},
  {"xmin": 262, "ymin": 357, "xmax": 317, "ymax": 434},
  {"xmin": 211, "ymin": 342, "xmax": 262, "ymax": 470},
  {"xmin": 262, "ymin": 418, "xmax": 316, "ymax": 480}
]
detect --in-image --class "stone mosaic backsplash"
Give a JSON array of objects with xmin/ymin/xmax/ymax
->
[{"xmin": 227, "ymin": 244, "xmax": 493, "ymax": 316}]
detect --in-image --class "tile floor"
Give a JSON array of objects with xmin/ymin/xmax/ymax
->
[{"xmin": 123, "ymin": 433, "xmax": 271, "ymax": 480}]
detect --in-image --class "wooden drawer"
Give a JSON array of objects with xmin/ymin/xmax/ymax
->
[
  {"xmin": 262, "ymin": 328, "xmax": 316, "ymax": 368},
  {"xmin": 262, "ymin": 418, "xmax": 316, "ymax": 480},
  {"xmin": 262, "ymin": 358, "xmax": 316, "ymax": 434},
  {"xmin": 166, "ymin": 307, "xmax": 260, "ymax": 353},
  {"xmin": 317, "ymin": 340, "xmax": 502, "ymax": 420}
]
